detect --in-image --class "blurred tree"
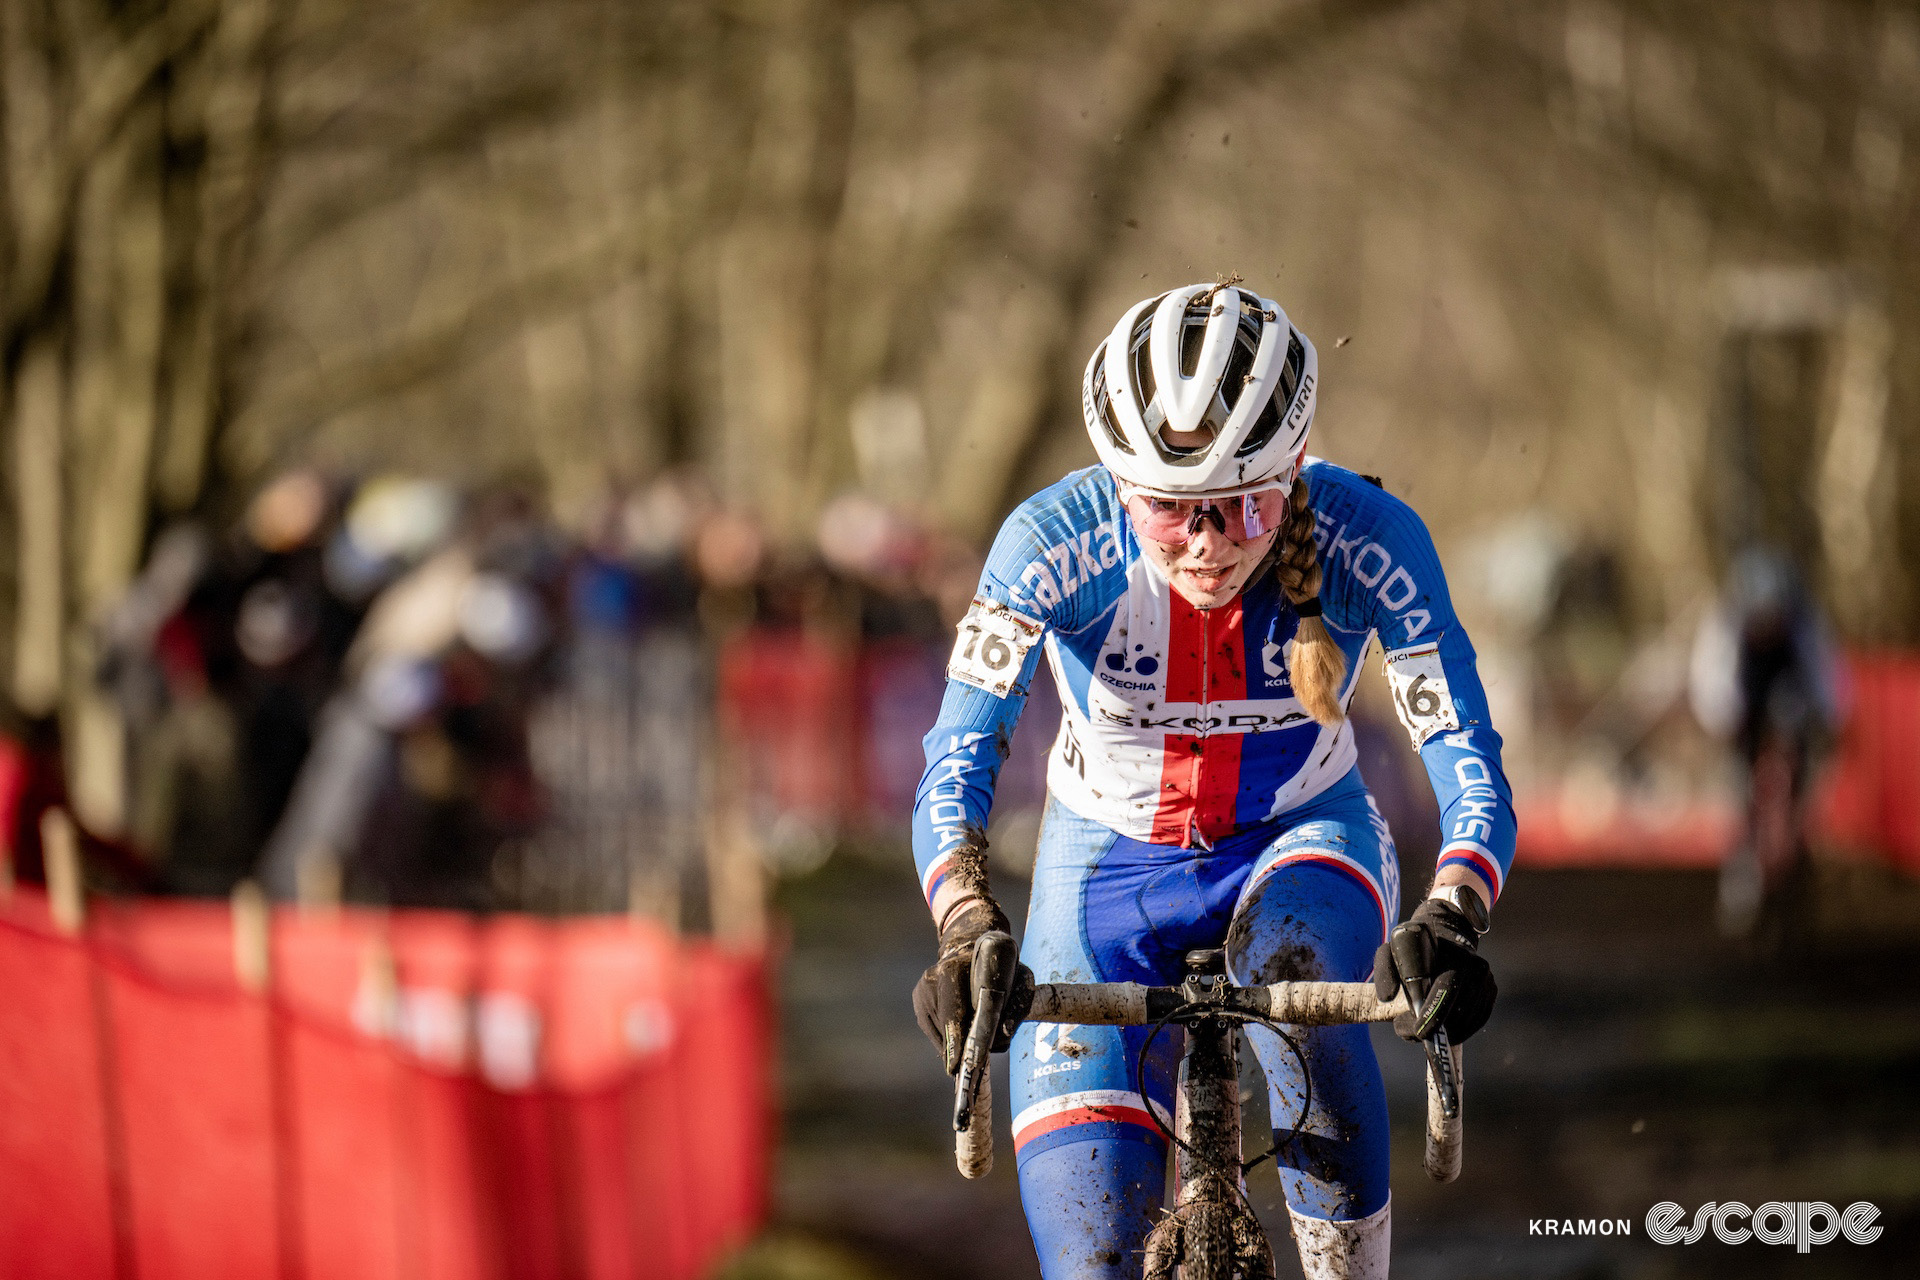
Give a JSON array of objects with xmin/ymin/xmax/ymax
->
[
  {"xmin": 236, "ymin": 0, "xmax": 1401, "ymax": 535},
  {"xmin": 1476, "ymin": 0, "xmax": 1920, "ymax": 637},
  {"xmin": 2, "ymin": 0, "xmax": 283, "ymax": 830}
]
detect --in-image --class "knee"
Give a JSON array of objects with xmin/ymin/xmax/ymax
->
[
  {"xmin": 1226, "ymin": 873, "xmax": 1334, "ymax": 984},
  {"xmin": 1227, "ymin": 863, "xmax": 1381, "ymax": 985}
]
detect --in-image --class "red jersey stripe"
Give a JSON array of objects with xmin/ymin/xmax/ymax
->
[
  {"xmin": 1193, "ymin": 732, "xmax": 1243, "ymax": 845},
  {"xmin": 1164, "ymin": 591, "xmax": 1208, "ymax": 702},
  {"xmin": 1204, "ymin": 598, "xmax": 1248, "ymax": 702},
  {"xmin": 1438, "ymin": 848, "xmax": 1505, "ymax": 901},
  {"xmin": 1148, "ymin": 597, "xmax": 1250, "ymax": 846},
  {"xmin": 1150, "ymin": 737, "xmax": 1200, "ymax": 845},
  {"xmin": 1012, "ymin": 1105, "xmax": 1162, "ymax": 1151},
  {"xmin": 1162, "ymin": 593, "xmax": 1250, "ymax": 702}
]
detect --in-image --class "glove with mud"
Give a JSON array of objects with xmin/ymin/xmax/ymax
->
[
  {"xmin": 912, "ymin": 892, "xmax": 1035, "ymax": 1074},
  {"xmin": 1373, "ymin": 897, "xmax": 1496, "ymax": 1042}
]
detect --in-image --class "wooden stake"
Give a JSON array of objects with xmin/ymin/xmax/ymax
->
[
  {"xmin": 232, "ymin": 879, "xmax": 271, "ymax": 994},
  {"xmin": 356, "ymin": 933, "xmax": 399, "ymax": 1038},
  {"xmin": 41, "ymin": 807, "xmax": 83, "ymax": 934},
  {"xmin": 704, "ymin": 800, "xmax": 767, "ymax": 950}
]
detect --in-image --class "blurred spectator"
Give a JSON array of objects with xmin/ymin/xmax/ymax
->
[{"xmin": 259, "ymin": 478, "xmax": 571, "ymax": 908}]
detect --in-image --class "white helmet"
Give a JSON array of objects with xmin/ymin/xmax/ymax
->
[{"xmin": 1082, "ymin": 282, "xmax": 1317, "ymax": 494}]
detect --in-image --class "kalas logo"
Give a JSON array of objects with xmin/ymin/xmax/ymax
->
[{"xmin": 1645, "ymin": 1201, "xmax": 1881, "ymax": 1250}]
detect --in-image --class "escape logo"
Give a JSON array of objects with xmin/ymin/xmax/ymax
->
[{"xmin": 1644, "ymin": 1202, "xmax": 1882, "ymax": 1250}]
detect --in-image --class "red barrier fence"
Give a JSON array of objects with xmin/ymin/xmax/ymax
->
[
  {"xmin": 1814, "ymin": 651, "xmax": 1920, "ymax": 877},
  {"xmin": 0, "ymin": 890, "xmax": 773, "ymax": 1280}
]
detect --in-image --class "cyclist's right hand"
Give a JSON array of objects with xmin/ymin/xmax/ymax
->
[
  {"xmin": 912, "ymin": 895, "xmax": 1033, "ymax": 1073},
  {"xmin": 1373, "ymin": 896, "xmax": 1496, "ymax": 1043}
]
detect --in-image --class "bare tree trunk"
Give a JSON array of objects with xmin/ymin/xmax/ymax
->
[
  {"xmin": 10, "ymin": 336, "xmax": 65, "ymax": 718},
  {"xmin": 157, "ymin": 0, "xmax": 278, "ymax": 512},
  {"xmin": 64, "ymin": 102, "xmax": 168, "ymax": 835}
]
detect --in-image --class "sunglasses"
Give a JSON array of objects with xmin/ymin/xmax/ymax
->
[{"xmin": 1119, "ymin": 484, "xmax": 1292, "ymax": 546}]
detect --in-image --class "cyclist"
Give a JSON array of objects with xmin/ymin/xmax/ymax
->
[
  {"xmin": 910, "ymin": 281, "xmax": 1513, "ymax": 1279},
  {"xmin": 1688, "ymin": 546, "xmax": 1841, "ymax": 939}
]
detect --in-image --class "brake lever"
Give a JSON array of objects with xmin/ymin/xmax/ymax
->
[
  {"xmin": 1390, "ymin": 927, "xmax": 1461, "ymax": 1119},
  {"xmin": 953, "ymin": 930, "xmax": 1019, "ymax": 1133}
]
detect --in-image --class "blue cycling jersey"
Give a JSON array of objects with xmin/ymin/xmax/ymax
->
[{"xmin": 911, "ymin": 459, "xmax": 1515, "ymax": 922}]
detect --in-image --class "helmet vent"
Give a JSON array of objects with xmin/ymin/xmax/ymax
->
[
  {"xmin": 1128, "ymin": 316, "xmax": 1158, "ymax": 410},
  {"xmin": 1235, "ymin": 331, "xmax": 1307, "ymax": 458},
  {"xmin": 1178, "ymin": 313, "xmax": 1208, "ymax": 377},
  {"xmin": 1090, "ymin": 350, "xmax": 1135, "ymax": 455}
]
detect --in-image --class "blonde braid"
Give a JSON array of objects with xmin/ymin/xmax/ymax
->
[{"xmin": 1273, "ymin": 478, "xmax": 1347, "ymax": 727}]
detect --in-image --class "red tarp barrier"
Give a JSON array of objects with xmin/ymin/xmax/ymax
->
[
  {"xmin": 0, "ymin": 891, "xmax": 774, "ymax": 1280},
  {"xmin": 93, "ymin": 899, "xmax": 282, "ymax": 1280},
  {"xmin": 719, "ymin": 631, "xmax": 861, "ymax": 824},
  {"xmin": 276, "ymin": 909, "xmax": 408, "ymax": 1280},
  {"xmin": 388, "ymin": 913, "xmax": 491, "ymax": 1280},
  {"xmin": 676, "ymin": 943, "xmax": 775, "ymax": 1273},
  {"xmin": 0, "ymin": 894, "xmax": 121, "ymax": 1280},
  {"xmin": 1814, "ymin": 651, "xmax": 1920, "ymax": 876}
]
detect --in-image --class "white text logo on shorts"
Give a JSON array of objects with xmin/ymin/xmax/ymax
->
[{"xmin": 1645, "ymin": 1202, "xmax": 1882, "ymax": 1251}]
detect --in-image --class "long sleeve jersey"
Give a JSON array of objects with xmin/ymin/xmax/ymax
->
[{"xmin": 911, "ymin": 460, "xmax": 1515, "ymax": 926}]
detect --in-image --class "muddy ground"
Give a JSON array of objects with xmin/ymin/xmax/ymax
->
[{"xmin": 726, "ymin": 850, "xmax": 1920, "ymax": 1280}]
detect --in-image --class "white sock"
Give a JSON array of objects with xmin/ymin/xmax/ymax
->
[{"xmin": 1289, "ymin": 1199, "xmax": 1391, "ymax": 1280}]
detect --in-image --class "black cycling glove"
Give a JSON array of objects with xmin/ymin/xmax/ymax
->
[
  {"xmin": 1373, "ymin": 896, "xmax": 1496, "ymax": 1043},
  {"xmin": 912, "ymin": 894, "xmax": 1034, "ymax": 1074}
]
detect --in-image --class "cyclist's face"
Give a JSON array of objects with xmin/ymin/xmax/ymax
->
[{"xmin": 1140, "ymin": 518, "xmax": 1277, "ymax": 610}]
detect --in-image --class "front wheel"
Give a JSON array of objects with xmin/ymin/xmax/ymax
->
[{"xmin": 1142, "ymin": 1197, "xmax": 1275, "ymax": 1280}]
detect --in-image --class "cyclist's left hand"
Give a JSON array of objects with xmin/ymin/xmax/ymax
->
[{"xmin": 1373, "ymin": 897, "xmax": 1496, "ymax": 1042}]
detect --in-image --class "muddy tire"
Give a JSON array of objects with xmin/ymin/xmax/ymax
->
[
  {"xmin": 1143, "ymin": 1212, "xmax": 1182, "ymax": 1280},
  {"xmin": 1141, "ymin": 1200, "xmax": 1274, "ymax": 1280}
]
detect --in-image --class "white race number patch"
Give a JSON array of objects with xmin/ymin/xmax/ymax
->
[
  {"xmin": 948, "ymin": 598, "xmax": 1044, "ymax": 697},
  {"xmin": 1383, "ymin": 642, "xmax": 1459, "ymax": 748}
]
